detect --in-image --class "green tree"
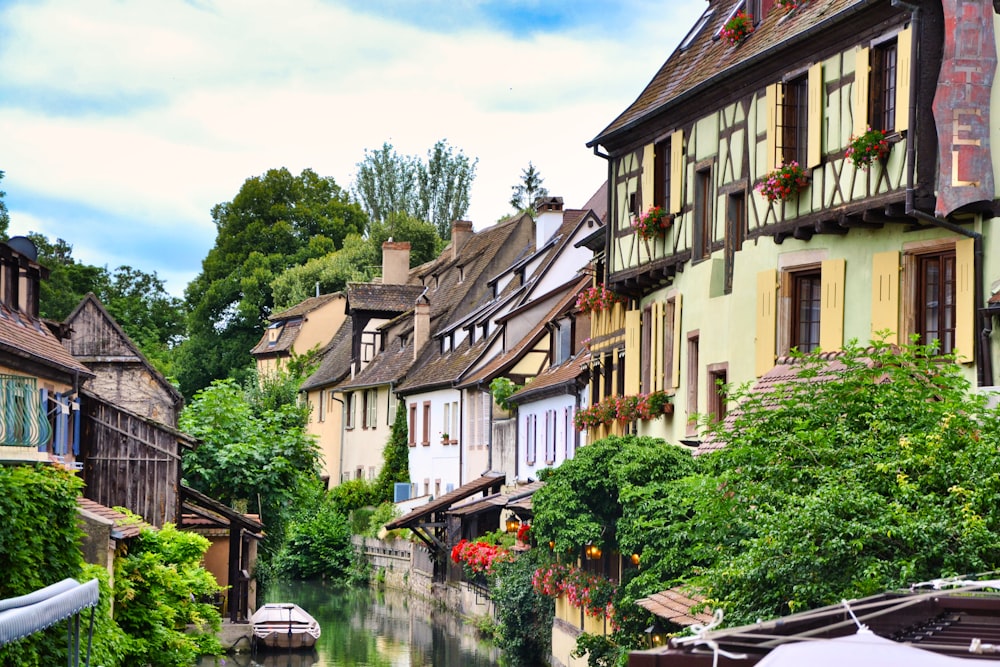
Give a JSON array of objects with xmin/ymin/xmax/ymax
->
[
  {"xmin": 509, "ymin": 162, "xmax": 548, "ymax": 213},
  {"xmin": 353, "ymin": 139, "xmax": 477, "ymax": 237},
  {"xmin": 270, "ymin": 233, "xmax": 377, "ymax": 310},
  {"xmin": 374, "ymin": 398, "xmax": 410, "ymax": 501},
  {"xmin": 178, "ymin": 167, "xmax": 366, "ymax": 397},
  {"xmin": 29, "ymin": 233, "xmax": 109, "ymax": 321}
]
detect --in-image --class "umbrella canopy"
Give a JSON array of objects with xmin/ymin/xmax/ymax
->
[{"xmin": 756, "ymin": 628, "xmax": 991, "ymax": 667}]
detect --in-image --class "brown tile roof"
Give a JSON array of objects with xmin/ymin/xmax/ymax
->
[
  {"xmin": 384, "ymin": 471, "xmax": 506, "ymax": 530},
  {"xmin": 508, "ymin": 351, "xmax": 590, "ymax": 405},
  {"xmin": 592, "ymin": 0, "xmax": 871, "ymax": 147},
  {"xmin": 582, "ymin": 181, "xmax": 608, "ymax": 223},
  {"xmin": 336, "ymin": 335, "xmax": 414, "ymax": 391},
  {"xmin": 300, "ymin": 316, "xmax": 353, "ymax": 391},
  {"xmin": 250, "ymin": 318, "xmax": 301, "ymax": 356},
  {"xmin": 0, "ymin": 302, "xmax": 93, "ymax": 378},
  {"xmin": 346, "ymin": 283, "xmax": 426, "ymax": 313},
  {"xmin": 395, "ymin": 336, "xmax": 490, "ymax": 393},
  {"xmin": 78, "ymin": 497, "xmax": 149, "ymax": 539},
  {"xmin": 636, "ymin": 586, "xmax": 714, "ymax": 627},
  {"xmin": 269, "ymin": 292, "xmax": 341, "ymax": 321}
]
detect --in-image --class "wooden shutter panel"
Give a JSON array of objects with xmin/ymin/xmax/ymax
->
[
  {"xmin": 641, "ymin": 143, "xmax": 656, "ymax": 214},
  {"xmin": 807, "ymin": 62, "xmax": 823, "ymax": 169},
  {"xmin": 756, "ymin": 269, "xmax": 778, "ymax": 377},
  {"xmin": 650, "ymin": 302, "xmax": 662, "ymax": 392},
  {"xmin": 853, "ymin": 46, "xmax": 870, "ymax": 137},
  {"xmin": 819, "ymin": 258, "xmax": 845, "ymax": 351},
  {"xmin": 895, "ymin": 25, "xmax": 912, "ymax": 133},
  {"xmin": 870, "ymin": 250, "xmax": 900, "ymax": 344},
  {"xmin": 955, "ymin": 238, "xmax": 975, "ymax": 363},
  {"xmin": 625, "ymin": 309, "xmax": 642, "ymax": 395},
  {"xmin": 671, "ymin": 294, "xmax": 683, "ymax": 388},
  {"xmin": 765, "ymin": 84, "xmax": 779, "ymax": 173},
  {"xmin": 670, "ymin": 130, "xmax": 684, "ymax": 214}
]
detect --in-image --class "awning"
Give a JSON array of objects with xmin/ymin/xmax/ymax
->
[{"xmin": 0, "ymin": 578, "xmax": 99, "ymax": 646}]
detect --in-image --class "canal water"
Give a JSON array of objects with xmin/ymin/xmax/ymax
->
[{"xmin": 196, "ymin": 580, "xmax": 502, "ymax": 667}]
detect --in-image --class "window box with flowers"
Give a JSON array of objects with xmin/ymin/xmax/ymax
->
[
  {"xmin": 846, "ymin": 128, "xmax": 890, "ymax": 170},
  {"xmin": 532, "ymin": 563, "xmax": 618, "ymax": 619},
  {"xmin": 574, "ymin": 390, "xmax": 674, "ymax": 430},
  {"xmin": 720, "ymin": 11, "xmax": 753, "ymax": 45},
  {"xmin": 450, "ymin": 539, "xmax": 512, "ymax": 578},
  {"xmin": 757, "ymin": 161, "xmax": 810, "ymax": 202},
  {"xmin": 575, "ymin": 284, "xmax": 626, "ymax": 314},
  {"xmin": 631, "ymin": 205, "xmax": 672, "ymax": 241},
  {"xmin": 775, "ymin": 0, "xmax": 803, "ymax": 11}
]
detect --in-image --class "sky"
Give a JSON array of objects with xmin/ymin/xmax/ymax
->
[{"xmin": 0, "ymin": 0, "xmax": 704, "ymax": 296}]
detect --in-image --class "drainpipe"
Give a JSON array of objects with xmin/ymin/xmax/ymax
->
[
  {"xmin": 331, "ymin": 392, "xmax": 345, "ymax": 487},
  {"xmin": 894, "ymin": 0, "xmax": 991, "ymax": 387}
]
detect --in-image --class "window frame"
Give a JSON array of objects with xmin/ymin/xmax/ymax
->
[
  {"xmin": 915, "ymin": 249, "xmax": 956, "ymax": 355},
  {"xmin": 870, "ymin": 38, "xmax": 898, "ymax": 133},
  {"xmin": 790, "ymin": 269, "xmax": 823, "ymax": 353}
]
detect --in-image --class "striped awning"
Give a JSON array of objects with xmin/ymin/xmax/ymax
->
[{"xmin": 0, "ymin": 578, "xmax": 99, "ymax": 647}]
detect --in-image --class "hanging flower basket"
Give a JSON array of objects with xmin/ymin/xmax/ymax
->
[
  {"xmin": 574, "ymin": 390, "xmax": 674, "ymax": 430},
  {"xmin": 846, "ymin": 128, "xmax": 890, "ymax": 170},
  {"xmin": 757, "ymin": 162, "xmax": 810, "ymax": 202},
  {"xmin": 720, "ymin": 11, "xmax": 754, "ymax": 45},
  {"xmin": 775, "ymin": 0, "xmax": 803, "ymax": 11},
  {"xmin": 632, "ymin": 205, "xmax": 672, "ymax": 240},
  {"xmin": 576, "ymin": 284, "xmax": 626, "ymax": 314}
]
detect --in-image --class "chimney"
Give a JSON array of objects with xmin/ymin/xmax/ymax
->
[
  {"xmin": 534, "ymin": 196, "xmax": 563, "ymax": 247},
  {"xmin": 451, "ymin": 220, "xmax": 474, "ymax": 260},
  {"xmin": 381, "ymin": 239, "xmax": 411, "ymax": 285},
  {"xmin": 413, "ymin": 294, "xmax": 430, "ymax": 360}
]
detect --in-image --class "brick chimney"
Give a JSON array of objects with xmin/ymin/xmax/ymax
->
[
  {"xmin": 381, "ymin": 240, "xmax": 411, "ymax": 285},
  {"xmin": 413, "ymin": 293, "xmax": 430, "ymax": 360},
  {"xmin": 534, "ymin": 196, "xmax": 563, "ymax": 248},
  {"xmin": 451, "ymin": 220, "xmax": 474, "ymax": 260}
]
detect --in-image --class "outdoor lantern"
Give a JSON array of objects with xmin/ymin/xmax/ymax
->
[
  {"xmin": 585, "ymin": 544, "xmax": 602, "ymax": 560},
  {"xmin": 631, "ymin": 553, "xmax": 641, "ymax": 566},
  {"xmin": 645, "ymin": 622, "xmax": 665, "ymax": 648},
  {"xmin": 506, "ymin": 517, "xmax": 519, "ymax": 533}
]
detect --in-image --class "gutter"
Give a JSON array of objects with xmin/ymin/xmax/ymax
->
[{"xmin": 894, "ymin": 0, "xmax": 991, "ymax": 387}]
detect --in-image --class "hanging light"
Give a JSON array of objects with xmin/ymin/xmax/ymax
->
[
  {"xmin": 630, "ymin": 553, "xmax": 641, "ymax": 566},
  {"xmin": 505, "ymin": 517, "xmax": 520, "ymax": 533}
]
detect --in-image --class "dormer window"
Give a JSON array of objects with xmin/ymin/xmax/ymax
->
[
  {"xmin": 267, "ymin": 322, "xmax": 282, "ymax": 345},
  {"xmin": 458, "ymin": 266, "xmax": 465, "ymax": 283},
  {"xmin": 680, "ymin": 8, "xmax": 714, "ymax": 50}
]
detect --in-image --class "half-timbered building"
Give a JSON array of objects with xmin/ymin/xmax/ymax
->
[{"xmin": 586, "ymin": 0, "xmax": 1000, "ymax": 446}]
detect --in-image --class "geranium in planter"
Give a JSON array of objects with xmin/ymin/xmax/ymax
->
[
  {"xmin": 575, "ymin": 283, "xmax": 626, "ymax": 314},
  {"xmin": 757, "ymin": 161, "xmax": 810, "ymax": 202},
  {"xmin": 846, "ymin": 127, "xmax": 890, "ymax": 170},
  {"xmin": 720, "ymin": 11, "xmax": 753, "ymax": 45},
  {"xmin": 631, "ymin": 205, "xmax": 672, "ymax": 240},
  {"xmin": 775, "ymin": 0, "xmax": 803, "ymax": 11}
]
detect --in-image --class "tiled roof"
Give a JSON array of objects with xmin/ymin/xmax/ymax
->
[
  {"xmin": 269, "ymin": 292, "xmax": 341, "ymax": 321},
  {"xmin": 250, "ymin": 318, "xmax": 301, "ymax": 356},
  {"xmin": 346, "ymin": 283, "xmax": 425, "ymax": 313},
  {"xmin": 582, "ymin": 181, "xmax": 608, "ymax": 223},
  {"xmin": 384, "ymin": 471, "xmax": 506, "ymax": 531},
  {"xmin": 0, "ymin": 302, "xmax": 93, "ymax": 378},
  {"xmin": 300, "ymin": 316, "xmax": 353, "ymax": 391},
  {"xmin": 508, "ymin": 351, "xmax": 590, "ymax": 405},
  {"xmin": 78, "ymin": 497, "xmax": 149, "ymax": 539},
  {"xmin": 336, "ymin": 335, "xmax": 414, "ymax": 391},
  {"xmin": 592, "ymin": 0, "xmax": 869, "ymax": 147},
  {"xmin": 636, "ymin": 586, "xmax": 714, "ymax": 627},
  {"xmin": 396, "ymin": 336, "xmax": 490, "ymax": 393}
]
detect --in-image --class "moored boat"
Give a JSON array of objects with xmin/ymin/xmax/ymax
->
[{"xmin": 250, "ymin": 602, "xmax": 321, "ymax": 650}]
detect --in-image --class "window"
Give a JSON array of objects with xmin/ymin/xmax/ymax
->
[
  {"xmin": 791, "ymin": 270, "xmax": 822, "ymax": 353},
  {"xmin": 694, "ymin": 167, "xmax": 712, "ymax": 259},
  {"xmin": 725, "ymin": 192, "xmax": 746, "ymax": 295},
  {"xmin": 443, "ymin": 402, "xmax": 451, "ymax": 439},
  {"xmin": 345, "ymin": 392, "xmax": 355, "ymax": 429},
  {"xmin": 409, "ymin": 403, "xmax": 417, "ymax": 446},
  {"xmin": 317, "ymin": 389, "xmax": 325, "ymax": 423},
  {"xmin": 664, "ymin": 297, "xmax": 677, "ymax": 389},
  {"xmin": 616, "ymin": 349, "xmax": 626, "ymax": 397},
  {"xmin": 916, "ymin": 250, "xmax": 956, "ymax": 354},
  {"xmin": 545, "ymin": 410, "xmax": 556, "ymax": 465},
  {"xmin": 870, "ymin": 39, "xmax": 897, "ymax": 132},
  {"xmin": 564, "ymin": 407, "xmax": 573, "ymax": 460},
  {"xmin": 388, "ymin": 390, "xmax": 396, "ymax": 425},
  {"xmin": 602, "ymin": 352, "xmax": 614, "ymax": 399},
  {"xmin": 422, "ymin": 401, "xmax": 431, "ymax": 445},
  {"xmin": 686, "ymin": 333, "xmax": 699, "ymax": 435},
  {"xmin": 708, "ymin": 364, "xmax": 729, "ymax": 423},
  {"xmin": 654, "ymin": 136, "xmax": 672, "ymax": 213},
  {"xmin": 775, "ymin": 76, "xmax": 808, "ymax": 167},
  {"xmin": 451, "ymin": 400, "xmax": 459, "ymax": 443},
  {"xmin": 641, "ymin": 305, "xmax": 653, "ymax": 393},
  {"xmin": 526, "ymin": 413, "xmax": 537, "ymax": 466},
  {"xmin": 362, "ymin": 388, "xmax": 377, "ymax": 429}
]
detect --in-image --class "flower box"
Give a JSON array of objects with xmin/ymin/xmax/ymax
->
[
  {"xmin": 720, "ymin": 11, "xmax": 753, "ymax": 45},
  {"xmin": 757, "ymin": 161, "xmax": 810, "ymax": 202},
  {"xmin": 632, "ymin": 205, "xmax": 672, "ymax": 240},
  {"xmin": 846, "ymin": 128, "xmax": 890, "ymax": 170},
  {"xmin": 576, "ymin": 283, "xmax": 626, "ymax": 314}
]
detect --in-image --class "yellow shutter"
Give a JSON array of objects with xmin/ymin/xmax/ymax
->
[
  {"xmin": 625, "ymin": 309, "xmax": 642, "ymax": 395},
  {"xmin": 895, "ymin": 26, "xmax": 912, "ymax": 133},
  {"xmin": 819, "ymin": 258, "xmax": 845, "ymax": 351},
  {"xmin": 765, "ymin": 84, "xmax": 779, "ymax": 173},
  {"xmin": 670, "ymin": 130, "xmax": 684, "ymax": 214},
  {"xmin": 671, "ymin": 294, "xmax": 683, "ymax": 388},
  {"xmin": 955, "ymin": 238, "xmax": 975, "ymax": 364},
  {"xmin": 651, "ymin": 302, "xmax": 663, "ymax": 392},
  {"xmin": 756, "ymin": 269, "xmax": 778, "ymax": 376},
  {"xmin": 641, "ymin": 143, "xmax": 656, "ymax": 213},
  {"xmin": 871, "ymin": 251, "xmax": 900, "ymax": 344},
  {"xmin": 808, "ymin": 62, "xmax": 823, "ymax": 169},
  {"xmin": 853, "ymin": 46, "xmax": 870, "ymax": 137}
]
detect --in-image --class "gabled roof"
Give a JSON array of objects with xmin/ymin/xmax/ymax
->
[
  {"xmin": 300, "ymin": 316, "xmax": 353, "ymax": 391},
  {"xmin": 507, "ymin": 350, "xmax": 590, "ymax": 405},
  {"xmin": 268, "ymin": 292, "xmax": 341, "ymax": 322},
  {"xmin": 345, "ymin": 283, "xmax": 425, "ymax": 313},
  {"xmin": 395, "ymin": 335, "xmax": 491, "ymax": 394},
  {"xmin": 384, "ymin": 471, "xmax": 506, "ymax": 531},
  {"xmin": 250, "ymin": 318, "xmax": 301, "ymax": 356},
  {"xmin": 0, "ymin": 300, "xmax": 93, "ymax": 379},
  {"xmin": 64, "ymin": 293, "xmax": 180, "ymax": 403},
  {"xmin": 591, "ymin": 0, "xmax": 872, "ymax": 148},
  {"xmin": 336, "ymin": 335, "xmax": 413, "ymax": 391}
]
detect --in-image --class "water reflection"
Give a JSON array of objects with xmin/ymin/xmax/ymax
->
[{"xmin": 197, "ymin": 581, "xmax": 500, "ymax": 667}]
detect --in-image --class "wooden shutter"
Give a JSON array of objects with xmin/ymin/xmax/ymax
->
[
  {"xmin": 641, "ymin": 305, "xmax": 652, "ymax": 392},
  {"xmin": 765, "ymin": 84, "xmax": 780, "ymax": 173},
  {"xmin": 819, "ymin": 258, "xmax": 845, "ymax": 351},
  {"xmin": 670, "ymin": 130, "xmax": 684, "ymax": 214},
  {"xmin": 624, "ymin": 309, "xmax": 642, "ymax": 395},
  {"xmin": 955, "ymin": 238, "xmax": 975, "ymax": 363},
  {"xmin": 853, "ymin": 46, "xmax": 870, "ymax": 137},
  {"xmin": 756, "ymin": 269, "xmax": 778, "ymax": 377},
  {"xmin": 651, "ymin": 302, "xmax": 663, "ymax": 392},
  {"xmin": 671, "ymin": 294, "xmax": 683, "ymax": 388},
  {"xmin": 807, "ymin": 62, "xmax": 823, "ymax": 169},
  {"xmin": 895, "ymin": 26, "xmax": 912, "ymax": 133},
  {"xmin": 641, "ymin": 143, "xmax": 656, "ymax": 214},
  {"xmin": 870, "ymin": 251, "xmax": 900, "ymax": 343}
]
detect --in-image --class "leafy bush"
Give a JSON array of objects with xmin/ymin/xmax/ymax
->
[
  {"xmin": 490, "ymin": 547, "xmax": 554, "ymax": 666},
  {"xmin": 276, "ymin": 496, "xmax": 354, "ymax": 580}
]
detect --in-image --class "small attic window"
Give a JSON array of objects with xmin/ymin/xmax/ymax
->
[
  {"xmin": 267, "ymin": 322, "xmax": 282, "ymax": 345},
  {"xmin": 680, "ymin": 8, "xmax": 714, "ymax": 50},
  {"xmin": 458, "ymin": 265, "xmax": 465, "ymax": 283}
]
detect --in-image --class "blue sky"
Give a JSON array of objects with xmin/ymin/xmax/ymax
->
[{"xmin": 0, "ymin": 0, "xmax": 703, "ymax": 296}]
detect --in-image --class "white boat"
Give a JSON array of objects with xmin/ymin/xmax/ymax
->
[{"xmin": 250, "ymin": 602, "xmax": 321, "ymax": 650}]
